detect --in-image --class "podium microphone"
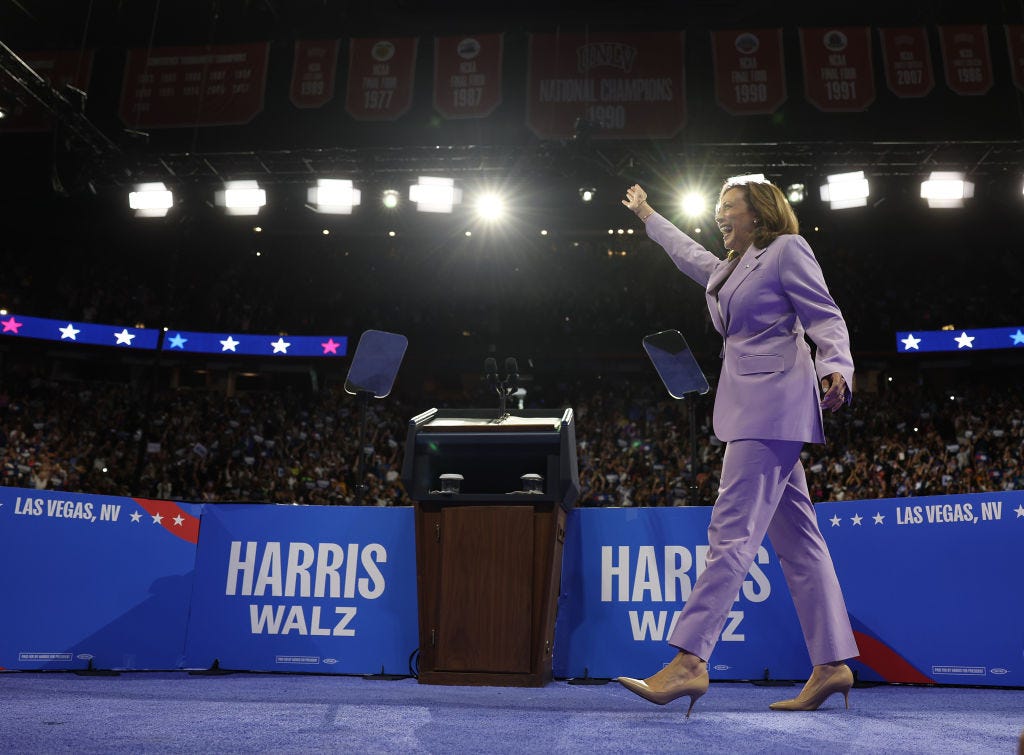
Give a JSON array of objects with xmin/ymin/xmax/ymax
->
[
  {"xmin": 484, "ymin": 357, "xmax": 499, "ymax": 393},
  {"xmin": 504, "ymin": 357, "xmax": 519, "ymax": 394}
]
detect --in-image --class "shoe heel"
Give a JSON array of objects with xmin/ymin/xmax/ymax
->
[
  {"xmin": 842, "ymin": 689, "xmax": 850, "ymax": 710},
  {"xmin": 685, "ymin": 691, "xmax": 704, "ymax": 719}
]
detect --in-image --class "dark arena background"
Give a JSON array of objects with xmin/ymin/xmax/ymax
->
[{"xmin": 1, "ymin": 2, "xmax": 1023, "ymax": 753}]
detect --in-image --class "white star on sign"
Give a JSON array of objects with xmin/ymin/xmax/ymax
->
[
  {"xmin": 873, "ymin": 512, "xmax": 885, "ymax": 525},
  {"xmin": 173, "ymin": 515, "xmax": 185, "ymax": 527},
  {"xmin": 901, "ymin": 333, "xmax": 921, "ymax": 350},
  {"xmin": 152, "ymin": 512, "xmax": 164, "ymax": 524},
  {"xmin": 270, "ymin": 337, "xmax": 291, "ymax": 354},
  {"xmin": 851, "ymin": 513, "xmax": 863, "ymax": 526},
  {"xmin": 220, "ymin": 336, "xmax": 239, "ymax": 352},
  {"xmin": 167, "ymin": 333, "xmax": 187, "ymax": 349},
  {"xmin": 830, "ymin": 515, "xmax": 841, "ymax": 527},
  {"xmin": 130, "ymin": 511, "xmax": 142, "ymax": 523},
  {"xmin": 59, "ymin": 323, "xmax": 80, "ymax": 340},
  {"xmin": 114, "ymin": 329, "xmax": 136, "ymax": 345},
  {"xmin": 1016, "ymin": 505, "xmax": 1024, "ymax": 518},
  {"xmin": 954, "ymin": 331, "xmax": 975, "ymax": 349}
]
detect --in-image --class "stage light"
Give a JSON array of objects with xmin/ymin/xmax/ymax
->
[
  {"xmin": 920, "ymin": 171, "xmax": 974, "ymax": 208},
  {"xmin": 128, "ymin": 182, "xmax": 173, "ymax": 218},
  {"xmin": 409, "ymin": 176, "xmax": 462, "ymax": 213},
  {"xmin": 474, "ymin": 192, "xmax": 505, "ymax": 221},
  {"xmin": 725, "ymin": 173, "xmax": 767, "ymax": 186},
  {"xmin": 579, "ymin": 187, "xmax": 596, "ymax": 202},
  {"xmin": 381, "ymin": 189, "xmax": 400, "ymax": 209},
  {"xmin": 819, "ymin": 171, "xmax": 869, "ymax": 209},
  {"xmin": 786, "ymin": 183, "xmax": 806, "ymax": 204},
  {"xmin": 680, "ymin": 191, "xmax": 707, "ymax": 218},
  {"xmin": 307, "ymin": 179, "xmax": 360, "ymax": 214},
  {"xmin": 216, "ymin": 180, "xmax": 266, "ymax": 216}
]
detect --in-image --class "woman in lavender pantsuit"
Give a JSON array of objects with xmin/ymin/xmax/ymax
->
[{"xmin": 617, "ymin": 180, "xmax": 859, "ymax": 716}]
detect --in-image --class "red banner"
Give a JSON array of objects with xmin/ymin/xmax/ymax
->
[
  {"xmin": 118, "ymin": 43, "xmax": 269, "ymax": 128},
  {"xmin": 345, "ymin": 37, "xmax": 417, "ymax": 121},
  {"xmin": 1005, "ymin": 25, "xmax": 1024, "ymax": 92},
  {"xmin": 526, "ymin": 32, "xmax": 685, "ymax": 139},
  {"xmin": 799, "ymin": 27, "xmax": 875, "ymax": 112},
  {"xmin": 1, "ymin": 50, "xmax": 94, "ymax": 132},
  {"xmin": 433, "ymin": 33, "xmax": 503, "ymax": 119},
  {"xmin": 290, "ymin": 39, "xmax": 339, "ymax": 108},
  {"xmin": 711, "ymin": 29, "xmax": 786, "ymax": 115},
  {"xmin": 878, "ymin": 27, "xmax": 934, "ymax": 98},
  {"xmin": 938, "ymin": 25, "xmax": 993, "ymax": 95}
]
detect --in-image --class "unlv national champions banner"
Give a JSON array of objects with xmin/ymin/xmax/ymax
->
[{"xmin": 554, "ymin": 492, "xmax": 1024, "ymax": 686}]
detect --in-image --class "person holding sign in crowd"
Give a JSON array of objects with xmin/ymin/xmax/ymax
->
[{"xmin": 617, "ymin": 179, "xmax": 859, "ymax": 716}]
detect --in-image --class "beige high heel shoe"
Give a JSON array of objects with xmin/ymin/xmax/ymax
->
[
  {"xmin": 769, "ymin": 663, "xmax": 854, "ymax": 711},
  {"xmin": 617, "ymin": 652, "xmax": 710, "ymax": 718}
]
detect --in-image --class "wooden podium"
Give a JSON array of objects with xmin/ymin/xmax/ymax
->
[{"xmin": 401, "ymin": 408, "xmax": 579, "ymax": 686}]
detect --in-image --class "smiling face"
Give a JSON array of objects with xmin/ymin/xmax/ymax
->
[{"xmin": 715, "ymin": 186, "xmax": 759, "ymax": 254}]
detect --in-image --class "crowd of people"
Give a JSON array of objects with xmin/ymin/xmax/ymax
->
[{"xmin": 1, "ymin": 354, "xmax": 1021, "ymax": 506}]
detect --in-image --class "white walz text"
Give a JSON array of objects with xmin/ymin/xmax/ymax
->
[
  {"xmin": 225, "ymin": 540, "xmax": 387, "ymax": 637},
  {"xmin": 601, "ymin": 545, "xmax": 772, "ymax": 644}
]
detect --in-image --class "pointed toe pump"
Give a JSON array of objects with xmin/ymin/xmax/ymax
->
[
  {"xmin": 769, "ymin": 663, "xmax": 854, "ymax": 712},
  {"xmin": 617, "ymin": 654, "xmax": 710, "ymax": 718}
]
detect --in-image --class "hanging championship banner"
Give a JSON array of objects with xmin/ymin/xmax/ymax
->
[
  {"xmin": 118, "ymin": 43, "xmax": 269, "ymax": 128},
  {"xmin": 1004, "ymin": 25, "xmax": 1024, "ymax": 92},
  {"xmin": 878, "ymin": 27, "xmax": 935, "ymax": 98},
  {"xmin": 290, "ymin": 40, "xmax": 339, "ymax": 109},
  {"xmin": 938, "ymin": 25, "xmax": 993, "ymax": 96},
  {"xmin": 710, "ymin": 29, "xmax": 786, "ymax": 115},
  {"xmin": 433, "ymin": 33, "xmax": 503, "ymax": 119},
  {"xmin": 799, "ymin": 27, "xmax": 875, "ymax": 112},
  {"xmin": 344, "ymin": 37, "xmax": 418, "ymax": 121},
  {"xmin": 526, "ymin": 32, "xmax": 686, "ymax": 139},
  {"xmin": 1, "ymin": 49, "xmax": 94, "ymax": 132}
]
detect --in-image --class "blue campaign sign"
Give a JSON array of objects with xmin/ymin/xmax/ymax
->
[
  {"xmin": 0, "ymin": 487, "xmax": 201, "ymax": 670},
  {"xmin": 554, "ymin": 494, "xmax": 1024, "ymax": 687},
  {"xmin": 184, "ymin": 504, "xmax": 418, "ymax": 675},
  {"xmin": 553, "ymin": 507, "xmax": 808, "ymax": 681},
  {"xmin": 818, "ymin": 491, "xmax": 1024, "ymax": 687},
  {"xmin": 163, "ymin": 330, "xmax": 348, "ymax": 358}
]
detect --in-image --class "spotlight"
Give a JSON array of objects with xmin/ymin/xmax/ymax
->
[
  {"xmin": 786, "ymin": 183, "xmax": 806, "ymax": 204},
  {"xmin": 579, "ymin": 187, "xmax": 596, "ymax": 202},
  {"xmin": 920, "ymin": 171, "xmax": 974, "ymax": 208},
  {"xmin": 307, "ymin": 179, "xmax": 360, "ymax": 214},
  {"xmin": 381, "ymin": 189, "xmax": 400, "ymax": 209},
  {"xmin": 680, "ymin": 191, "xmax": 707, "ymax": 218},
  {"xmin": 409, "ymin": 176, "xmax": 462, "ymax": 213},
  {"xmin": 474, "ymin": 192, "xmax": 505, "ymax": 221},
  {"xmin": 216, "ymin": 180, "xmax": 266, "ymax": 216},
  {"xmin": 819, "ymin": 171, "xmax": 869, "ymax": 210},
  {"xmin": 128, "ymin": 182, "xmax": 173, "ymax": 218}
]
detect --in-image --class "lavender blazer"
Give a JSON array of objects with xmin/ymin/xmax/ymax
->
[{"xmin": 646, "ymin": 212, "xmax": 854, "ymax": 444}]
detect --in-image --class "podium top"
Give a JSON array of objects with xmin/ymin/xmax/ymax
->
[{"xmin": 410, "ymin": 407, "xmax": 572, "ymax": 433}]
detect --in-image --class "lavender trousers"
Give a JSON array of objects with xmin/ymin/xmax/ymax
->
[{"xmin": 668, "ymin": 438, "xmax": 859, "ymax": 666}]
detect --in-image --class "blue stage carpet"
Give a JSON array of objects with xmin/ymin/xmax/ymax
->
[{"xmin": 1, "ymin": 673, "xmax": 1021, "ymax": 753}]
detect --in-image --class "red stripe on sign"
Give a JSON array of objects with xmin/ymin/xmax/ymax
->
[
  {"xmin": 853, "ymin": 630, "xmax": 935, "ymax": 684},
  {"xmin": 132, "ymin": 498, "xmax": 201, "ymax": 544}
]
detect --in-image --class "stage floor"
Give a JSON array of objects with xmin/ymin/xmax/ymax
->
[{"xmin": 1, "ymin": 672, "xmax": 1021, "ymax": 753}]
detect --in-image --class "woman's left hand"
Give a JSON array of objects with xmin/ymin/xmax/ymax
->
[{"xmin": 820, "ymin": 372, "xmax": 848, "ymax": 413}]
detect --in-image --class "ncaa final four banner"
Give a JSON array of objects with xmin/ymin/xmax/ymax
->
[
  {"xmin": 0, "ymin": 487, "xmax": 201, "ymax": 670},
  {"xmin": 184, "ymin": 503, "xmax": 418, "ymax": 675},
  {"xmin": 554, "ymin": 492, "xmax": 1024, "ymax": 686}
]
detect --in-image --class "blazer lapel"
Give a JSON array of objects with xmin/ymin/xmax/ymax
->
[{"xmin": 718, "ymin": 244, "xmax": 767, "ymax": 331}]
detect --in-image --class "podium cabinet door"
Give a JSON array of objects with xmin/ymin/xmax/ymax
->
[{"xmin": 435, "ymin": 506, "xmax": 534, "ymax": 673}]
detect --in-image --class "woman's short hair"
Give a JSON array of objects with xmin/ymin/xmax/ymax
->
[{"xmin": 720, "ymin": 180, "xmax": 799, "ymax": 248}]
